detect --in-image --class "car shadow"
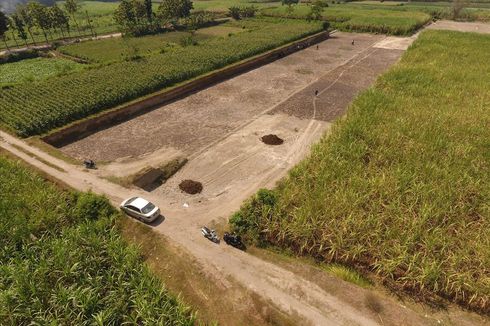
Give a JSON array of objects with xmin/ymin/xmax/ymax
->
[{"xmin": 148, "ymin": 214, "xmax": 165, "ymax": 227}]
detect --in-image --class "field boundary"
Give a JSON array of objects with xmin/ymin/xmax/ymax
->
[{"xmin": 41, "ymin": 30, "xmax": 329, "ymax": 147}]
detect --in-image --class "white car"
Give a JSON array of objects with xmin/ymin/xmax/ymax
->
[{"xmin": 120, "ymin": 197, "xmax": 160, "ymax": 223}]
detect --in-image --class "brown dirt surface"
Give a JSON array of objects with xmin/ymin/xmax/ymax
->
[
  {"xmin": 269, "ymin": 47, "xmax": 403, "ymax": 121},
  {"xmin": 179, "ymin": 179, "xmax": 203, "ymax": 194},
  {"xmin": 59, "ymin": 32, "xmax": 386, "ymax": 162},
  {"xmin": 427, "ymin": 20, "xmax": 490, "ymax": 34},
  {"xmin": 261, "ymin": 134, "xmax": 284, "ymax": 145}
]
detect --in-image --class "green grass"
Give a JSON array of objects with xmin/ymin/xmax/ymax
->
[
  {"xmin": 59, "ymin": 31, "xmax": 207, "ymax": 64},
  {"xmin": 0, "ymin": 154, "xmax": 196, "ymax": 324},
  {"xmin": 0, "ymin": 57, "xmax": 85, "ymax": 85},
  {"xmin": 230, "ymin": 30, "xmax": 490, "ymax": 312},
  {"xmin": 0, "ymin": 17, "xmax": 324, "ymax": 137},
  {"xmin": 262, "ymin": 4, "xmax": 431, "ymax": 35}
]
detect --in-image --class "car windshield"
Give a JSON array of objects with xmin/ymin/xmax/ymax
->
[{"xmin": 141, "ymin": 202, "xmax": 156, "ymax": 214}]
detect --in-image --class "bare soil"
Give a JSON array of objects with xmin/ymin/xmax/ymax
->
[
  {"xmin": 60, "ymin": 32, "xmax": 386, "ymax": 163},
  {"xmin": 179, "ymin": 179, "xmax": 203, "ymax": 195},
  {"xmin": 261, "ymin": 134, "xmax": 284, "ymax": 145},
  {"xmin": 427, "ymin": 20, "xmax": 490, "ymax": 34}
]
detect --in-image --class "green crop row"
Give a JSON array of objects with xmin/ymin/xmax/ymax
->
[
  {"xmin": 0, "ymin": 155, "xmax": 195, "ymax": 324},
  {"xmin": 262, "ymin": 5, "xmax": 432, "ymax": 35},
  {"xmin": 230, "ymin": 30, "xmax": 490, "ymax": 313},
  {"xmin": 0, "ymin": 18, "xmax": 324, "ymax": 137}
]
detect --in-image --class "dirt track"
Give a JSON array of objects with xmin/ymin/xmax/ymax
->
[{"xmin": 3, "ymin": 25, "xmax": 490, "ymax": 325}]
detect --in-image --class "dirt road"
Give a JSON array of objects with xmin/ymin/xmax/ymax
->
[{"xmin": 2, "ymin": 26, "xmax": 489, "ymax": 325}]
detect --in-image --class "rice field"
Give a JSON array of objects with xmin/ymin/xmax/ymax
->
[
  {"xmin": 0, "ymin": 155, "xmax": 196, "ymax": 324},
  {"xmin": 230, "ymin": 30, "xmax": 490, "ymax": 312},
  {"xmin": 0, "ymin": 57, "xmax": 85, "ymax": 85}
]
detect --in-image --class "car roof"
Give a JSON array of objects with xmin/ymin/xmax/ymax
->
[{"xmin": 128, "ymin": 197, "xmax": 150, "ymax": 210}]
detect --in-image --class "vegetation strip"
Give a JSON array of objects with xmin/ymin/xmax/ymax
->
[
  {"xmin": 0, "ymin": 155, "xmax": 196, "ymax": 324},
  {"xmin": 230, "ymin": 30, "xmax": 490, "ymax": 312},
  {"xmin": 262, "ymin": 5, "xmax": 432, "ymax": 35}
]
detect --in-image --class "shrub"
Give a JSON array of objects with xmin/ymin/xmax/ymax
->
[
  {"xmin": 240, "ymin": 6, "xmax": 258, "ymax": 18},
  {"xmin": 72, "ymin": 192, "xmax": 116, "ymax": 221},
  {"xmin": 229, "ymin": 6, "xmax": 241, "ymax": 19}
]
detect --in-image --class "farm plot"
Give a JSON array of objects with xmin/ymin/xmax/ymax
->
[
  {"xmin": 0, "ymin": 155, "xmax": 195, "ymax": 324},
  {"xmin": 230, "ymin": 30, "xmax": 490, "ymax": 313},
  {"xmin": 60, "ymin": 32, "xmax": 388, "ymax": 163},
  {"xmin": 58, "ymin": 31, "xmax": 208, "ymax": 64},
  {"xmin": 0, "ymin": 18, "xmax": 324, "ymax": 137},
  {"xmin": 262, "ymin": 5, "xmax": 432, "ymax": 35},
  {"xmin": 0, "ymin": 57, "xmax": 85, "ymax": 86}
]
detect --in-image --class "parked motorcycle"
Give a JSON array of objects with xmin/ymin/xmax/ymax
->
[
  {"xmin": 201, "ymin": 226, "xmax": 220, "ymax": 244},
  {"xmin": 223, "ymin": 232, "xmax": 245, "ymax": 250},
  {"xmin": 83, "ymin": 159, "xmax": 96, "ymax": 169}
]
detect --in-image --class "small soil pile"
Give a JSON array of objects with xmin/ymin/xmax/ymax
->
[
  {"xmin": 179, "ymin": 180, "xmax": 203, "ymax": 195},
  {"xmin": 261, "ymin": 134, "xmax": 284, "ymax": 145}
]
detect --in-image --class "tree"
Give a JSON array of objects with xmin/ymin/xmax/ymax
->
[
  {"xmin": 10, "ymin": 13, "xmax": 28, "ymax": 46},
  {"xmin": 132, "ymin": 0, "xmax": 147, "ymax": 25},
  {"xmin": 282, "ymin": 0, "xmax": 299, "ymax": 16},
  {"xmin": 452, "ymin": 0, "xmax": 468, "ymax": 19},
  {"xmin": 114, "ymin": 0, "xmax": 138, "ymax": 34},
  {"xmin": 144, "ymin": 0, "xmax": 153, "ymax": 23},
  {"xmin": 157, "ymin": 0, "xmax": 193, "ymax": 21},
  {"xmin": 307, "ymin": 0, "xmax": 327, "ymax": 21},
  {"xmin": 0, "ymin": 10, "xmax": 9, "ymax": 51},
  {"xmin": 27, "ymin": 2, "xmax": 51, "ymax": 44},
  {"xmin": 50, "ymin": 4, "xmax": 70, "ymax": 38},
  {"xmin": 8, "ymin": 16, "xmax": 19, "ymax": 47},
  {"xmin": 17, "ymin": 5, "xmax": 36, "ymax": 45},
  {"xmin": 64, "ymin": 0, "xmax": 82, "ymax": 36}
]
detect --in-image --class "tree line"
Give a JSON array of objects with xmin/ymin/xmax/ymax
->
[
  {"xmin": 0, "ymin": 0, "xmax": 92, "ymax": 51},
  {"xmin": 114, "ymin": 0, "xmax": 194, "ymax": 36}
]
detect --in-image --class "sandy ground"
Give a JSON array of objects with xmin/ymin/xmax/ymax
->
[
  {"xmin": 4, "ymin": 24, "xmax": 490, "ymax": 325},
  {"xmin": 427, "ymin": 20, "xmax": 490, "ymax": 34}
]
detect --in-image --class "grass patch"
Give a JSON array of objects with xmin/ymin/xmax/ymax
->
[
  {"xmin": 0, "ymin": 155, "xmax": 196, "ymax": 324},
  {"xmin": 58, "ymin": 31, "xmax": 208, "ymax": 64},
  {"xmin": 230, "ymin": 30, "xmax": 490, "ymax": 313},
  {"xmin": 0, "ymin": 57, "xmax": 85, "ymax": 86},
  {"xmin": 322, "ymin": 264, "xmax": 372, "ymax": 288}
]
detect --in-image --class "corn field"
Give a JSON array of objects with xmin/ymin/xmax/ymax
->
[
  {"xmin": 0, "ymin": 18, "xmax": 324, "ymax": 137},
  {"xmin": 0, "ymin": 156, "xmax": 196, "ymax": 325},
  {"xmin": 230, "ymin": 30, "xmax": 490, "ymax": 313}
]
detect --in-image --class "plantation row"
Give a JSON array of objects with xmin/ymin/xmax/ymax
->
[
  {"xmin": 0, "ymin": 18, "xmax": 324, "ymax": 137},
  {"xmin": 231, "ymin": 30, "xmax": 490, "ymax": 312},
  {"xmin": 262, "ymin": 6, "xmax": 431, "ymax": 36},
  {"xmin": 0, "ymin": 155, "xmax": 195, "ymax": 324}
]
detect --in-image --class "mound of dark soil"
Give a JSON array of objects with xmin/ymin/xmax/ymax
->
[
  {"xmin": 261, "ymin": 134, "xmax": 284, "ymax": 145},
  {"xmin": 179, "ymin": 180, "xmax": 203, "ymax": 195}
]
